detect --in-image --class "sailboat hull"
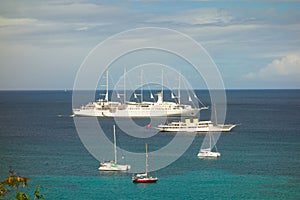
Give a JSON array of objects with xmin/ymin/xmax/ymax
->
[
  {"xmin": 132, "ymin": 177, "xmax": 158, "ymax": 183},
  {"xmin": 98, "ymin": 162, "xmax": 131, "ymax": 171}
]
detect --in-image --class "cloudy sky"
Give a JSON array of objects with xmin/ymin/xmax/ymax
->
[{"xmin": 0, "ymin": 0, "xmax": 300, "ymax": 90}]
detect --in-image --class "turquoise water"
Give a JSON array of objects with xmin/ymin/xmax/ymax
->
[
  {"xmin": 29, "ymin": 170, "xmax": 297, "ymax": 199},
  {"xmin": 0, "ymin": 90, "xmax": 299, "ymax": 199}
]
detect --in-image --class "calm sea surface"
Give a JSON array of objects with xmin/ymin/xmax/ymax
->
[{"xmin": 0, "ymin": 90, "xmax": 299, "ymax": 199}]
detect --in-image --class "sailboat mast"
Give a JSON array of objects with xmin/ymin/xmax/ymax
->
[
  {"xmin": 145, "ymin": 143, "xmax": 149, "ymax": 177},
  {"xmin": 209, "ymin": 133, "xmax": 212, "ymax": 150},
  {"xmin": 113, "ymin": 125, "xmax": 117, "ymax": 164}
]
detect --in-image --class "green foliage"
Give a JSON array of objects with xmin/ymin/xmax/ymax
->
[
  {"xmin": 33, "ymin": 185, "xmax": 44, "ymax": 200},
  {"xmin": 0, "ymin": 171, "xmax": 45, "ymax": 200},
  {"xmin": 16, "ymin": 192, "xmax": 30, "ymax": 200}
]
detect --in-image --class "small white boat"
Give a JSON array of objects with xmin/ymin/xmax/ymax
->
[
  {"xmin": 197, "ymin": 148, "xmax": 221, "ymax": 158},
  {"xmin": 98, "ymin": 125, "xmax": 131, "ymax": 171},
  {"xmin": 197, "ymin": 133, "xmax": 220, "ymax": 158},
  {"xmin": 99, "ymin": 161, "xmax": 131, "ymax": 171}
]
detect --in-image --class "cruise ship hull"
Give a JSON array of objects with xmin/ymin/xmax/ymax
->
[
  {"xmin": 73, "ymin": 92, "xmax": 203, "ymax": 118},
  {"xmin": 73, "ymin": 107, "xmax": 200, "ymax": 117}
]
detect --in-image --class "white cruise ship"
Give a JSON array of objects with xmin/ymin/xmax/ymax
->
[
  {"xmin": 73, "ymin": 69, "xmax": 204, "ymax": 118},
  {"xmin": 73, "ymin": 92, "xmax": 203, "ymax": 117}
]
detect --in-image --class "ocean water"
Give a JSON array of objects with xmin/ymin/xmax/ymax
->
[{"xmin": 0, "ymin": 90, "xmax": 299, "ymax": 199}]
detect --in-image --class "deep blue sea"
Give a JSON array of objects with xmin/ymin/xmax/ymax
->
[{"xmin": 0, "ymin": 90, "xmax": 299, "ymax": 199}]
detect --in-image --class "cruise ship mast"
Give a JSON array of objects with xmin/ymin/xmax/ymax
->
[
  {"xmin": 141, "ymin": 69, "xmax": 143, "ymax": 102},
  {"xmin": 161, "ymin": 69, "xmax": 164, "ymax": 102},
  {"xmin": 178, "ymin": 74, "xmax": 181, "ymax": 105},
  {"xmin": 124, "ymin": 67, "xmax": 126, "ymax": 103}
]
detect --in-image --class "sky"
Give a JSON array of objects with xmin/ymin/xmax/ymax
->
[{"xmin": 0, "ymin": 0, "xmax": 300, "ymax": 90}]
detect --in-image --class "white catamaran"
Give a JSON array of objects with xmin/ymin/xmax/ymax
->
[
  {"xmin": 98, "ymin": 125, "xmax": 130, "ymax": 171},
  {"xmin": 197, "ymin": 133, "xmax": 221, "ymax": 158},
  {"xmin": 73, "ymin": 70, "xmax": 203, "ymax": 117}
]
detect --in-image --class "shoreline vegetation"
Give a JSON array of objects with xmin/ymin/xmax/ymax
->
[{"xmin": 0, "ymin": 168, "xmax": 44, "ymax": 200}]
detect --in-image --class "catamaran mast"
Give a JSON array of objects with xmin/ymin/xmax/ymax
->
[
  {"xmin": 213, "ymin": 103, "xmax": 218, "ymax": 126},
  {"xmin": 113, "ymin": 125, "xmax": 117, "ymax": 164}
]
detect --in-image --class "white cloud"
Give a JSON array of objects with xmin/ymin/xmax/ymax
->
[
  {"xmin": 35, "ymin": 3, "xmax": 122, "ymax": 20},
  {"xmin": 147, "ymin": 8, "xmax": 233, "ymax": 25},
  {"xmin": 75, "ymin": 26, "xmax": 89, "ymax": 31},
  {"xmin": 0, "ymin": 2, "xmax": 131, "ymax": 46},
  {"xmin": 0, "ymin": 17, "xmax": 38, "ymax": 26},
  {"xmin": 245, "ymin": 54, "xmax": 300, "ymax": 80}
]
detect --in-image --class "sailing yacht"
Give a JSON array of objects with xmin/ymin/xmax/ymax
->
[
  {"xmin": 72, "ymin": 69, "xmax": 202, "ymax": 117},
  {"xmin": 197, "ymin": 133, "xmax": 220, "ymax": 158},
  {"xmin": 98, "ymin": 125, "xmax": 131, "ymax": 171},
  {"xmin": 132, "ymin": 144, "xmax": 158, "ymax": 183}
]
